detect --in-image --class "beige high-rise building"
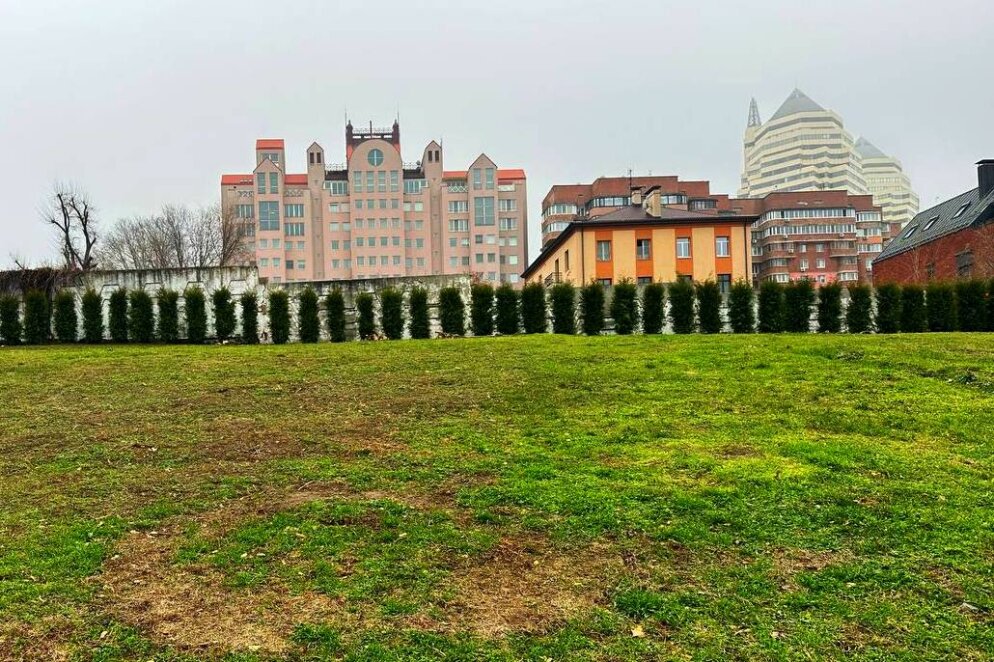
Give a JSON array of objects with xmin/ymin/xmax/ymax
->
[{"xmin": 856, "ymin": 137, "xmax": 920, "ymax": 228}]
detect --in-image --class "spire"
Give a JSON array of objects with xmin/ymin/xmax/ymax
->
[{"xmin": 748, "ymin": 97, "xmax": 762, "ymax": 128}]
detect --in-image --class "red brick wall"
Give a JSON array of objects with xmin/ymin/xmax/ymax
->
[{"xmin": 873, "ymin": 226, "xmax": 994, "ymax": 284}]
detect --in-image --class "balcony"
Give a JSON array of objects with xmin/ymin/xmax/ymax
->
[{"xmin": 544, "ymin": 271, "xmax": 563, "ymax": 286}]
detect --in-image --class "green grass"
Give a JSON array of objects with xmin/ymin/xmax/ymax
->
[{"xmin": 1, "ymin": 335, "xmax": 993, "ymax": 660}]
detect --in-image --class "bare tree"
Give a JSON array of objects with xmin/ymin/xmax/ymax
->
[
  {"xmin": 43, "ymin": 183, "xmax": 98, "ymax": 271},
  {"xmin": 972, "ymin": 223, "xmax": 994, "ymax": 278}
]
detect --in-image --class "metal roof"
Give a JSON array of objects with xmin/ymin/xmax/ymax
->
[
  {"xmin": 769, "ymin": 89, "xmax": 826, "ymax": 122},
  {"xmin": 876, "ymin": 187, "xmax": 994, "ymax": 261}
]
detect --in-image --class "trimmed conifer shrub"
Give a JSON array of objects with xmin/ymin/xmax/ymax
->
[
  {"xmin": 81, "ymin": 289, "xmax": 103, "ymax": 343},
  {"xmin": 22, "ymin": 290, "xmax": 49, "ymax": 345},
  {"xmin": 0, "ymin": 295, "xmax": 22, "ymax": 345},
  {"xmin": 956, "ymin": 279, "xmax": 987, "ymax": 332},
  {"xmin": 268, "ymin": 290, "xmax": 290, "ymax": 344},
  {"xmin": 668, "ymin": 280, "xmax": 696, "ymax": 334},
  {"xmin": 925, "ymin": 282, "xmax": 957, "ymax": 332},
  {"xmin": 297, "ymin": 288, "xmax": 320, "ymax": 343},
  {"xmin": 845, "ymin": 284, "xmax": 873, "ymax": 334},
  {"xmin": 128, "ymin": 290, "xmax": 155, "ymax": 343},
  {"xmin": 240, "ymin": 292, "xmax": 259, "ymax": 344},
  {"xmin": 155, "ymin": 290, "xmax": 179, "ymax": 342},
  {"xmin": 783, "ymin": 280, "xmax": 814, "ymax": 333},
  {"xmin": 696, "ymin": 280, "xmax": 722, "ymax": 334},
  {"xmin": 470, "ymin": 283, "xmax": 495, "ymax": 337},
  {"xmin": 355, "ymin": 291, "xmax": 376, "ymax": 340},
  {"xmin": 52, "ymin": 290, "xmax": 77, "ymax": 343},
  {"xmin": 184, "ymin": 287, "xmax": 207, "ymax": 344},
  {"xmin": 728, "ymin": 280, "xmax": 755, "ymax": 334},
  {"xmin": 521, "ymin": 282, "xmax": 547, "ymax": 334},
  {"xmin": 549, "ymin": 283, "xmax": 576, "ymax": 335},
  {"xmin": 900, "ymin": 284, "xmax": 927, "ymax": 333},
  {"xmin": 874, "ymin": 283, "xmax": 902, "ymax": 334},
  {"xmin": 988, "ymin": 278, "xmax": 994, "ymax": 332},
  {"xmin": 816, "ymin": 282, "xmax": 843, "ymax": 333},
  {"xmin": 580, "ymin": 281, "xmax": 605, "ymax": 335},
  {"xmin": 109, "ymin": 288, "xmax": 129, "ymax": 343},
  {"xmin": 495, "ymin": 283, "xmax": 520, "ymax": 335},
  {"xmin": 610, "ymin": 280, "xmax": 639, "ymax": 335},
  {"xmin": 757, "ymin": 281, "xmax": 784, "ymax": 333},
  {"xmin": 380, "ymin": 288, "xmax": 404, "ymax": 340},
  {"xmin": 212, "ymin": 287, "xmax": 236, "ymax": 342},
  {"xmin": 641, "ymin": 282, "xmax": 665, "ymax": 334},
  {"xmin": 438, "ymin": 287, "xmax": 465, "ymax": 336},
  {"xmin": 408, "ymin": 287, "xmax": 431, "ymax": 339},
  {"xmin": 324, "ymin": 289, "xmax": 346, "ymax": 342}
]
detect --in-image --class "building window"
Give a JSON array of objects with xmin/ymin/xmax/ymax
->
[
  {"xmin": 448, "ymin": 200, "xmax": 469, "ymax": 213},
  {"xmin": 284, "ymin": 222, "xmax": 305, "ymax": 237},
  {"xmin": 952, "ymin": 203, "xmax": 971, "ymax": 219},
  {"xmin": 256, "ymin": 173, "xmax": 266, "ymax": 194},
  {"xmin": 236, "ymin": 204, "xmax": 254, "ymax": 218},
  {"xmin": 956, "ymin": 250, "xmax": 974, "ymax": 278},
  {"xmin": 718, "ymin": 274, "xmax": 731, "ymax": 294},
  {"xmin": 816, "ymin": 259, "xmax": 826, "ymax": 269},
  {"xmin": 353, "ymin": 171, "xmax": 362, "ymax": 193},
  {"xmin": 597, "ymin": 278, "xmax": 612, "ymax": 286},
  {"xmin": 499, "ymin": 218, "xmax": 517, "ymax": 231},
  {"xmin": 377, "ymin": 171, "xmax": 386, "ymax": 192},
  {"xmin": 815, "ymin": 243, "xmax": 824, "ymax": 252},
  {"xmin": 404, "ymin": 179, "xmax": 426, "ymax": 195},
  {"xmin": 284, "ymin": 204, "xmax": 304, "ymax": 218},
  {"xmin": 676, "ymin": 237, "xmax": 691, "ymax": 258},
  {"xmin": 637, "ymin": 276, "xmax": 653, "ymax": 286},
  {"xmin": 636, "ymin": 238, "xmax": 651, "ymax": 260},
  {"xmin": 368, "ymin": 148, "xmax": 384, "ymax": 167},
  {"xmin": 473, "ymin": 168, "xmax": 482, "ymax": 190},
  {"xmin": 596, "ymin": 240, "xmax": 612, "ymax": 261},
  {"xmin": 390, "ymin": 170, "xmax": 399, "ymax": 192},
  {"xmin": 258, "ymin": 202, "xmax": 280, "ymax": 231},
  {"xmin": 498, "ymin": 199, "xmax": 516, "ymax": 212},
  {"xmin": 474, "ymin": 197, "xmax": 495, "ymax": 226},
  {"xmin": 365, "ymin": 171, "xmax": 374, "ymax": 192},
  {"xmin": 485, "ymin": 167, "xmax": 495, "ymax": 190},
  {"xmin": 269, "ymin": 172, "xmax": 279, "ymax": 194},
  {"xmin": 286, "ymin": 260, "xmax": 294, "ymax": 270},
  {"xmin": 923, "ymin": 215, "xmax": 940, "ymax": 231},
  {"xmin": 449, "ymin": 219, "xmax": 469, "ymax": 232},
  {"xmin": 715, "ymin": 236, "xmax": 730, "ymax": 258},
  {"xmin": 261, "ymin": 151, "xmax": 280, "ymax": 165}
]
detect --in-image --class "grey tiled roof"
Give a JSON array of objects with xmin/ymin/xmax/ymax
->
[
  {"xmin": 876, "ymin": 187, "xmax": 994, "ymax": 261},
  {"xmin": 769, "ymin": 89, "xmax": 825, "ymax": 122},
  {"xmin": 855, "ymin": 137, "xmax": 887, "ymax": 160}
]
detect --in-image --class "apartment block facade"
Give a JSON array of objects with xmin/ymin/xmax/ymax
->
[{"xmin": 221, "ymin": 121, "xmax": 528, "ymax": 285}]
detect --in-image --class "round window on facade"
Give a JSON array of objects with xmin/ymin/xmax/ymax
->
[{"xmin": 368, "ymin": 148, "xmax": 384, "ymax": 167}]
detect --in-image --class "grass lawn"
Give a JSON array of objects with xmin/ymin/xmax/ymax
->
[{"xmin": 1, "ymin": 334, "xmax": 993, "ymax": 661}]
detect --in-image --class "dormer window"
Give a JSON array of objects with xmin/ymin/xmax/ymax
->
[
  {"xmin": 923, "ymin": 215, "xmax": 939, "ymax": 231},
  {"xmin": 952, "ymin": 202, "xmax": 971, "ymax": 219},
  {"xmin": 904, "ymin": 225, "xmax": 918, "ymax": 239}
]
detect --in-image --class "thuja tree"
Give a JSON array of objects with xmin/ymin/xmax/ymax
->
[
  {"xmin": 212, "ymin": 287, "xmax": 236, "ymax": 342},
  {"xmin": 900, "ymin": 284, "xmax": 927, "ymax": 333},
  {"xmin": 757, "ymin": 281, "xmax": 784, "ymax": 333},
  {"xmin": 438, "ymin": 287, "xmax": 465, "ymax": 336},
  {"xmin": 783, "ymin": 280, "xmax": 814, "ymax": 333},
  {"xmin": 52, "ymin": 290, "xmax": 77, "ymax": 343},
  {"xmin": 470, "ymin": 283, "xmax": 495, "ymax": 337},
  {"xmin": 610, "ymin": 280, "xmax": 638, "ymax": 335},
  {"xmin": 325, "ymin": 289, "xmax": 346, "ymax": 342},
  {"xmin": 696, "ymin": 280, "xmax": 722, "ymax": 334},
  {"xmin": 728, "ymin": 280, "xmax": 755, "ymax": 334},
  {"xmin": 549, "ymin": 283, "xmax": 576, "ymax": 335},
  {"xmin": 297, "ymin": 287, "xmax": 320, "ymax": 343},
  {"xmin": 495, "ymin": 283, "xmax": 520, "ymax": 335},
  {"xmin": 184, "ymin": 287, "xmax": 207, "ymax": 344},
  {"xmin": 874, "ymin": 283, "xmax": 902, "ymax": 334},
  {"xmin": 668, "ymin": 280, "xmax": 695, "ymax": 334},
  {"xmin": 128, "ymin": 290, "xmax": 155, "ymax": 343},
  {"xmin": 380, "ymin": 287, "xmax": 404, "ymax": 340},
  {"xmin": 580, "ymin": 281, "xmax": 605, "ymax": 336},
  {"xmin": 956, "ymin": 279, "xmax": 987, "ymax": 332},
  {"xmin": 268, "ymin": 290, "xmax": 290, "ymax": 344},
  {"xmin": 108, "ymin": 288, "xmax": 128, "ymax": 342},
  {"xmin": 0, "ymin": 295, "xmax": 22, "ymax": 345},
  {"xmin": 816, "ymin": 282, "xmax": 843, "ymax": 333},
  {"xmin": 926, "ymin": 282, "xmax": 957, "ymax": 332},
  {"xmin": 988, "ymin": 278, "xmax": 994, "ymax": 331},
  {"xmin": 408, "ymin": 287, "xmax": 431, "ymax": 339},
  {"xmin": 23, "ymin": 290, "xmax": 49, "ymax": 345},
  {"xmin": 81, "ymin": 289, "xmax": 103, "ymax": 343},
  {"xmin": 240, "ymin": 292, "xmax": 259, "ymax": 344},
  {"xmin": 641, "ymin": 283, "xmax": 665, "ymax": 334},
  {"xmin": 157, "ymin": 290, "xmax": 180, "ymax": 342},
  {"xmin": 521, "ymin": 282, "xmax": 547, "ymax": 334},
  {"xmin": 845, "ymin": 284, "xmax": 873, "ymax": 333},
  {"xmin": 355, "ymin": 292, "xmax": 376, "ymax": 340}
]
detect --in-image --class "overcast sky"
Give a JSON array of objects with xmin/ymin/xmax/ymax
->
[{"xmin": 2, "ymin": 0, "xmax": 992, "ymax": 268}]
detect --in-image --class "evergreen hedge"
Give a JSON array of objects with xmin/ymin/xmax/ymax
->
[
  {"xmin": 355, "ymin": 292, "xmax": 376, "ymax": 339},
  {"xmin": 212, "ymin": 287, "xmax": 236, "ymax": 342},
  {"xmin": 580, "ymin": 281, "xmax": 605, "ymax": 335},
  {"xmin": 988, "ymin": 279, "xmax": 994, "ymax": 331},
  {"xmin": 495, "ymin": 283, "xmax": 520, "ymax": 335},
  {"xmin": 297, "ymin": 288, "xmax": 320, "ymax": 343},
  {"xmin": 521, "ymin": 283, "xmax": 547, "ymax": 334},
  {"xmin": 641, "ymin": 282, "xmax": 665, "ymax": 334},
  {"xmin": 925, "ymin": 282, "xmax": 956, "ymax": 332},
  {"xmin": 268, "ymin": 290, "xmax": 290, "ymax": 344},
  {"xmin": 610, "ymin": 280, "xmax": 638, "ymax": 335},
  {"xmin": 438, "ymin": 287, "xmax": 465, "ymax": 336},
  {"xmin": 757, "ymin": 281, "xmax": 784, "ymax": 333},
  {"xmin": 22, "ymin": 290, "xmax": 49, "ymax": 344},
  {"xmin": 53, "ymin": 290, "xmax": 77, "ymax": 343},
  {"xmin": 846, "ymin": 284, "xmax": 873, "ymax": 333},
  {"xmin": 240, "ymin": 292, "xmax": 259, "ymax": 344},
  {"xmin": 956, "ymin": 280, "xmax": 987, "ymax": 332},
  {"xmin": 549, "ymin": 283, "xmax": 576, "ymax": 335},
  {"xmin": 184, "ymin": 287, "xmax": 207, "ymax": 344},
  {"xmin": 157, "ymin": 290, "xmax": 179, "ymax": 342},
  {"xmin": 816, "ymin": 282, "xmax": 843, "ymax": 333},
  {"xmin": 81, "ymin": 289, "xmax": 103, "ymax": 343},
  {"xmin": 380, "ymin": 288, "xmax": 404, "ymax": 340},
  {"xmin": 408, "ymin": 287, "xmax": 431, "ymax": 339},
  {"xmin": 728, "ymin": 280, "xmax": 755, "ymax": 334},
  {"xmin": 900, "ymin": 284, "xmax": 927, "ymax": 333},
  {"xmin": 128, "ymin": 290, "xmax": 155, "ymax": 343},
  {"xmin": 324, "ymin": 289, "xmax": 346, "ymax": 342},
  {"xmin": 108, "ymin": 288, "xmax": 129, "ymax": 343},
  {"xmin": 470, "ymin": 283, "xmax": 495, "ymax": 337},
  {"xmin": 696, "ymin": 281, "xmax": 721, "ymax": 334},
  {"xmin": 668, "ymin": 280, "xmax": 696, "ymax": 334},
  {"xmin": 0, "ymin": 295, "xmax": 21, "ymax": 345},
  {"xmin": 874, "ymin": 283, "xmax": 902, "ymax": 334},
  {"xmin": 783, "ymin": 280, "xmax": 814, "ymax": 333}
]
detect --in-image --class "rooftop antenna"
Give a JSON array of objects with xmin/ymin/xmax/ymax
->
[{"xmin": 747, "ymin": 97, "xmax": 762, "ymax": 127}]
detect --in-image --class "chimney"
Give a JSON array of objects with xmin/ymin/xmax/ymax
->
[
  {"xmin": 630, "ymin": 186, "xmax": 643, "ymax": 206},
  {"xmin": 978, "ymin": 160, "xmax": 994, "ymax": 199}
]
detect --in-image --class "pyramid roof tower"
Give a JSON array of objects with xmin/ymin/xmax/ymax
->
[{"xmin": 769, "ymin": 88, "xmax": 825, "ymax": 122}]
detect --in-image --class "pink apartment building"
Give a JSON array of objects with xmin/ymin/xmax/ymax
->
[{"xmin": 221, "ymin": 121, "xmax": 528, "ymax": 284}]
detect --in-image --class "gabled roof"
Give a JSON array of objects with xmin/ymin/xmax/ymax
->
[
  {"xmin": 854, "ymin": 137, "xmax": 887, "ymax": 160},
  {"xmin": 876, "ymin": 187, "xmax": 994, "ymax": 261},
  {"xmin": 770, "ymin": 89, "xmax": 825, "ymax": 122}
]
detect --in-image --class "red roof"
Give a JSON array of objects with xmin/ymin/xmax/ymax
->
[
  {"xmin": 442, "ymin": 169, "xmax": 526, "ymax": 181},
  {"xmin": 256, "ymin": 139, "xmax": 285, "ymax": 150},
  {"xmin": 221, "ymin": 174, "xmax": 254, "ymax": 186},
  {"xmin": 285, "ymin": 174, "xmax": 308, "ymax": 185}
]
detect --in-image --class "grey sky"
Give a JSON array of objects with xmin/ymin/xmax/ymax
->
[{"xmin": 2, "ymin": 0, "xmax": 992, "ymax": 268}]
